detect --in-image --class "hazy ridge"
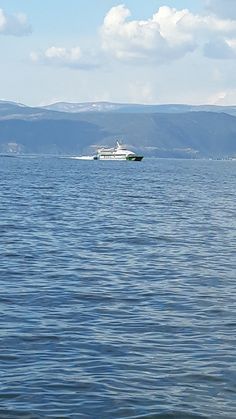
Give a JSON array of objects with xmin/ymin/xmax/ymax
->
[{"xmin": 0, "ymin": 100, "xmax": 236, "ymax": 158}]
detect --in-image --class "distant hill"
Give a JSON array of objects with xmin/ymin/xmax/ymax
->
[
  {"xmin": 43, "ymin": 101, "xmax": 236, "ymax": 117},
  {"xmin": 0, "ymin": 100, "xmax": 236, "ymax": 158}
]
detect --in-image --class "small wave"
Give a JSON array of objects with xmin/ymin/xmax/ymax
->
[{"xmin": 131, "ymin": 412, "xmax": 209, "ymax": 419}]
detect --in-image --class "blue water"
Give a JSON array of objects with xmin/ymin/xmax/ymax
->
[{"xmin": 0, "ymin": 156, "xmax": 235, "ymax": 419}]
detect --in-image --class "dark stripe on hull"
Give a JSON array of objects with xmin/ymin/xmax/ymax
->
[{"xmin": 126, "ymin": 156, "xmax": 143, "ymax": 161}]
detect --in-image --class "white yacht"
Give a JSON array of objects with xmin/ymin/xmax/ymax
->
[{"xmin": 94, "ymin": 141, "xmax": 143, "ymax": 161}]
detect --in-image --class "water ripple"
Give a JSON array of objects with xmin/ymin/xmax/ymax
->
[{"xmin": 0, "ymin": 157, "xmax": 235, "ymax": 418}]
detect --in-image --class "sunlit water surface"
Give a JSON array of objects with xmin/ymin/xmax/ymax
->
[{"xmin": 0, "ymin": 156, "xmax": 235, "ymax": 419}]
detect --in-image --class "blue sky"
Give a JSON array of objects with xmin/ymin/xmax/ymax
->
[{"xmin": 0, "ymin": 0, "xmax": 236, "ymax": 106}]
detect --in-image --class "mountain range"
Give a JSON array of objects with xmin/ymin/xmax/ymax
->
[
  {"xmin": 43, "ymin": 101, "xmax": 236, "ymax": 117},
  {"xmin": 0, "ymin": 100, "xmax": 236, "ymax": 158}
]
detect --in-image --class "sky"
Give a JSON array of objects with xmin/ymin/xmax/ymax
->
[{"xmin": 0, "ymin": 0, "xmax": 236, "ymax": 106}]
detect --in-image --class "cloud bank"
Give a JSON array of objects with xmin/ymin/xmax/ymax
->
[
  {"xmin": 0, "ymin": 8, "xmax": 31, "ymax": 36},
  {"xmin": 30, "ymin": 4, "xmax": 236, "ymax": 71},
  {"xmin": 101, "ymin": 4, "xmax": 236, "ymax": 63}
]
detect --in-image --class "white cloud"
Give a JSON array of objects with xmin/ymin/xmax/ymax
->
[
  {"xmin": 208, "ymin": 88, "xmax": 236, "ymax": 104},
  {"xmin": 0, "ymin": 8, "xmax": 31, "ymax": 36},
  {"xmin": 101, "ymin": 4, "xmax": 236, "ymax": 63},
  {"xmin": 30, "ymin": 46, "xmax": 99, "ymax": 70}
]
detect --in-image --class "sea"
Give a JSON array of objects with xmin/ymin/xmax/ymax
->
[{"xmin": 0, "ymin": 156, "xmax": 235, "ymax": 419}]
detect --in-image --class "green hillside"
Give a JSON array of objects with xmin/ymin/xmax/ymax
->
[{"xmin": 0, "ymin": 101, "xmax": 236, "ymax": 158}]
